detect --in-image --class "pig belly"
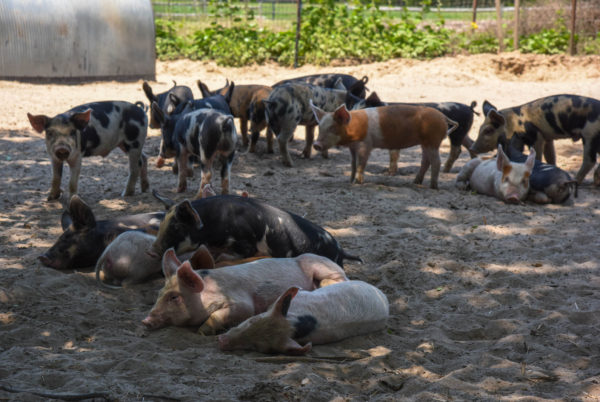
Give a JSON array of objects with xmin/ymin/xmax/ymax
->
[{"xmin": 468, "ymin": 160, "xmax": 499, "ymax": 198}]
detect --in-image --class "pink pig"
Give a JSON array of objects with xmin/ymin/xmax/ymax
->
[{"xmin": 142, "ymin": 248, "xmax": 348, "ymax": 335}]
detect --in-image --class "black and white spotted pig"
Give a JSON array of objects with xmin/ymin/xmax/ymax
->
[
  {"xmin": 362, "ymin": 92, "xmax": 478, "ymax": 172},
  {"xmin": 471, "ymin": 95, "xmax": 600, "ymax": 184},
  {"xmin": 27, "ymin": 101, "xmax": 149, "ymax": 200},
  {"xmin": 264, "ymin": 83, "xmax": 365, "ymax": 167},
  {"xmin": 142, "ymin": 81, "xmax": 193, "ymax": 129},
  {"xmin": 149, "ymin": 191, "xmax": 362, "ymax": 268},
  {"xmin": 152, "ymin": 87, "xmax": 234, "ymax": 170},
  {"xmin": 174, "ymin": 109, "xmax": 238, "ymax": 198},
  {"xmin": 39, "ymin": 195, "xmax": 164, "ymax": 270}
]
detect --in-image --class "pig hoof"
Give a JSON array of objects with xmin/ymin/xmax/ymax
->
[
  {"xmin": 47, "ymin": 192, "xmax": 62, "ymax": 201},
  {"xmin": 141, "ymin": 182, "xmax": 150, "ymax": 193}
]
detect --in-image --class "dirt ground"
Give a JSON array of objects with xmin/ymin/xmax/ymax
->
[{"xmin": 1, "ymin": 53, "xmax": 600, "ymax": 401}]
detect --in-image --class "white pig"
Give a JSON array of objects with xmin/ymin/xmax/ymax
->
[
  {"xmin": 217, "ymin": 280, "xmax": 389, "ymax": 355},
  {"xmin": 95, "ymin": 231, "xmax": 160, "ymax": 288},
  {"xmin": 456, "ymin": 145, "xmax": 535, "ymax": 204},
  {"xmin": 141, "ymin": 248, "xmax": 348, "ymax": 334}
]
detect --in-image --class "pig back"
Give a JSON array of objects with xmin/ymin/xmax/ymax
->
[{"xmin": 288, "ymin": 280, "xmax": 389, "ymax": 345}]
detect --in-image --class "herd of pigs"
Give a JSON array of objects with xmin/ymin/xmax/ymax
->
[{"xmin": 26, "ymin": 72, "xmax": 600, "ymax": 355}]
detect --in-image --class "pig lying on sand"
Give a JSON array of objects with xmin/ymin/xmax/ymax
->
[
  {"xmin": 218, "ymin": 280, "xmax": 389, "ymax": 355},
  {"xmin": 142, "ymin": 248, "xmax": 348, "ymax": 334},
  {"xmin": 456, "ymin": 145, "xmax": 536, "ymax": 204}
]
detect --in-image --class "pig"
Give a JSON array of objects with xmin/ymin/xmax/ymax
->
[
  {"xmin": 40, "ymin": 195, "xmax": 164, "ymax": 270},
  {"xmin": 149, "ymin": 190, "xmax": 362, "ymax": 267},
  {"xmin": 217, "ymin": 280, "xmax": 389, "ymax": 355},
  {"xmin": 198, "ymin": 80, "xmax": 274, "ymax": 153},
  {"xmin": 264, "ymin": 83, "xmax": 366, "ymax": 167},
  {"xmin": 311, "ymin": 102, "xmax": 458, "ymax": 189},
  {"xmin": 456, "ymin": 145, "xmax": 536, "ymax": 204},
  {"xmin": 273, "ymin": 74, "xmax": 369, "ymax": 99},
  {"xmin": 27, "ymin": 101, "xmax": 149, "ymax": 200},
  {"xmin": 470, "ymin": 95, "xmax": 600, "ymax": 184},
  {"xmin": 153, "ymin": 85, "xmax": 234, "ymax": 170},
  {"xmin": 95, "ymin": 231, "xmax": 160, "ymax": 287},
  {"xmin": 141, "ymin": 248, "xmax": 348, "ymax": 334},
  {"xmin": 361, "ymin": 92, "xmax": 478, "ymax": 172},
  {"xmin": 172, "ymin": 108, "xmax": 238, "ymax": 198},
  {"xmin": 142, "ymin": 80, "xmax": 193, "ymax": 129}
]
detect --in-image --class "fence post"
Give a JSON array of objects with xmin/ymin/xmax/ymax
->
[
  {"xmin": 569, "ymin": 0, "xmax": 577, "ymax": 55},
  {"xmin": 472, "ymin": 0, "xmax": 478, "ymax": 25},
  {"xmin": 272, "ymin": 0, "xmax": 275, "ymax": 20},
  {"xmin": 513, "ymin": 0, "xmax": 520, "ymax": 50},
  {"xmin": 495, "ymin": 0, "xmax": 504, "ymax": 53},
  {"xmin": 294, "ymin": 0, "xmax": 302, "ymax": 68}
]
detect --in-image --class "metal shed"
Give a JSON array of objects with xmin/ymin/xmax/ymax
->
[{"xmin": 0, "ymin": 0, "xmax": 155, "ymax": 81}]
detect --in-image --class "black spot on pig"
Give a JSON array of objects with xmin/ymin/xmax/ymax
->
[
  {"xmin": 293, "ymin": 315, "xmax": 317, "ymax": 339},
  {"xmin": 89, "ymin": 103, "xmax": 114, "ymax": 128},
  {"xmin": 572, "ymin": 96, "xmax": 582, "ymax": 108},
  {"xmin": 545, "ymin": 112, "xmax": 561, "ymax": 134},
  {"xmin": 125, "ymin": 123, "xmax": 139, "ymax": 141},
  {"xmin": 81, "ymin": 126, "xmax": 101, "ymax": 156},
  {"xmin": 559, "ymin": 112, "xmax": 587, "ymax": 133}
]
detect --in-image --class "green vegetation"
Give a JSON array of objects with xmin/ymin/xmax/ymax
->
[{"xmin": 154, "ymin": 0, "xmax": 600, "ymax": 66}]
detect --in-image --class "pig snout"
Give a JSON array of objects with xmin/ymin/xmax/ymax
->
[
  {"xmin": 142, "ymin": 315, "xmax": 164, "ymax": 330},
  {"xmin": 505, "ymin": 194, "xmax": 521, "ymax": 204},
  {"xmin": 53, "ymin": 145, "xmax": 71, "ymax": 160},
  {"xmin": 39, "ymin": 253, "xmax": 61, "ymax": 269},
  {"xmin": 217, "ymin": 334, "xmax": 232, "ymax": 351},
  {"xmin": 313, "ymin": 141, "xmax": 323, "ymax": 152}
]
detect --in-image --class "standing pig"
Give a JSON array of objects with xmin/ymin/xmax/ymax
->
[
  {"xmin": 311, "ymin": 102, "xmax": 458, "ymax": 189},
  {"xmin": 456, "ymin": 145, "xmax": 536, "ymax": 204},
  {"xmin": 217, "ymin": 280, "xmax": 389, "ymax": 355},
  {"xmin": 149, "ymin": 191, "xmax": 362, "ymax": 267},
  {"xmin": 141, "ymin": 249, "xmax": 348, "ymax": 334},
  {"xmin": 40, "ymin": 195, "xmax": 164, "ymax": 270},
  {"xmin": 95, "ymin": 231, "xmax": 160, "ymax": 287},
  {"xmin": 174, "ymin": 108, "xmax": 238, "ymax": 198},
  {"xmin": 142, "ymin": 81, "xmax": 193, "ymax": 129}
]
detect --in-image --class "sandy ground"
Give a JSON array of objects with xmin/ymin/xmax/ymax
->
[{"xmin": 1, "ymin": 53, "xmax": 600, "ymax": 401}]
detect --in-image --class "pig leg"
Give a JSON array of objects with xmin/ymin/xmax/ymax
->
[
  {"xmin": 302, "ymin": 125, "xmax": 315, "ymax": 159},
  {"xmin": 266, "ymin": 127, "xmax": 274, "ymax": 154},
  {"xmin": 528, "ymin": 190, "xmax": 552, "ymax": 204},
  {"xmin": 196, "ymin": 162, "xmax": 213, "ymax": 199},
  {"xmin": 443, "ymin": 144, "xmax": 462, "ymax": 173},
  {"xmin": 139, "ymin": 152, "xmax": 150, "ymax": 193},
  {"xmin": 575, "ymin": 139, "xmax": 597, "ymax": 184},
  {"xmin": 277, "ymin": 129, "xmax": 294, "ymax": 167},
  {"xmin": 462, "ymin": 136, "xmax": 477, "ymax": 158},
  {"xmin": 297, "ymin": 254, "xmax": 348, "ymax": 289},
  {"xmin": 428, "ymin": 148, "xmax": 441, "ymax": 189},
  {"xmin": 249, "ymin": 130, "xmax": 259, "ymax": 153},
  {"xmin": 355, "ymin": 144, "xmax": 372, "ymax": 184},
  {"xmin": 456, "ymin": 158, "xmax": 483, "ymax": 190},
  {"xmin": 543, "ymin": 140, "xmax": 557, "ymax": 165},
  {"xmin": 218, "ymin": 152, "xmax": 235, "ymax": 195},
  {"xmin": 177, "ymin": 149, "xmax": 190, "ymax": 193},
  {"xmin": 414, "ymin": 147, "xmax": 432, "ymax": 186},
  {"xmin": 198, "ymin": 303, "xmax": 254, "ymax": 335},
  {"xmin": 388, "ymin": 150, "xmax": 399, "ymax": 175},
  {"xmin": 122, "ymin": 146, "xmax": 143, "ymax": 196},
  {"xmin": 240, "ymin": 117, "xmax": 249, "ymax": 148},
  {"xmin": 48, "ymin": 159, "xmax": 64, "ymax": 200},
  {"xmin": 349, "ymin": 147, "xmax": 358, "ymax": 183},
  {"xmin": 67, "ymin": 157, "xmax": 82, "ymax": 198},
  {"xmin": 594, "ymin": 165, "xmax": 600, "ymax": 186}
]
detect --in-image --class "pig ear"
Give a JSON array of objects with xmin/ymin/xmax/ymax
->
[
  {"xmin": 162, "ymin": 248, "xmax": 181, "ymax": 278},
  {"xmin": 68, "ymin": 195, "xmax": 96, "ymax": 230},
  {"xmin": 525, "ymin": 148, "xmax": 536, "ymax": 171},
  {"xmin": 189, "ymin": 245, "xmax": 215, "ymax": 270},
  {"xmin": 284, "ymin": 340, "xmax": 312, "ymax": 356},
  {"xmin": 27, "ymin": 113, "xmax": 50, "ymax": 133},
  {"xmin": 151, "ymin": 102, "xmax": 166, "ymax": 126},
  {"xmin": 142, "ymin": 81, "xmax": 157, "ymax": 102},
  {"xmin": 333, "ymin": 104, "xmax": 351, "ymax": 125},
  {"xmin": 272, "ymin": 287, "xmax": 299, "ymax": 317},
  {"xmin": 488, "ymin": 109, "xmax": 505, "ymax": 128},
  {"xmin": 333, "ymin": 77, "xmax": 346, "ymax": 90},
  {"xmin": 168, "ymin": 93, "xmax": 182, "ymax": 109},
  {"xmin": 223, "ymin": 81, "xmax": 235, "ymax": 104},
  {"xmin": 175, "ymin": 200, "xmax": 203, "ymax": 230},
  {"xmin": 176, "ymin": 261, "xmax": 204, "ymax": 293},
  {"xmin": 365, "ymin": 92, "xmax": 382, "ymax": 107},
  {"xmin": 70, "ymin": 110, "xmax": 91, "ymax": 130},
  {"xmin": 482, "ymin": 100, "xmax": 497, "ymax": 117},
  {"xmin": 197, "ymin": 80, "xmax": 211, "ymax": 98},
  {"xmin": 310, "ymin": 100, "xmax": 326, "ymax": 123},
  {"xmin": 496, "ymin": 145, "xmax": 510, "ymax": 172}
]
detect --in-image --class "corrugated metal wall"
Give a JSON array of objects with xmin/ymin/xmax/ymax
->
[{"xmin": 0, "ymin": 0, "xmax": 155, "ymax": 81}]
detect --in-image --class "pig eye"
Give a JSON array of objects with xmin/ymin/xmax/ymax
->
[
  {"xmin": 168, "ymin": 293, "xmax": 180, "ymax": 303},
  {"xmin": 503, "ymin": 176, "xmax": 509, "ymax": 183},
  {"xmin": 522, "ymin": 178, "xmax": 529, "ymax": 186}
]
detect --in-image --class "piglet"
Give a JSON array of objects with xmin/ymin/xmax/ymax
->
[
  {"xmin": 456, "ymin": 145, "xmax": 535, "ymax": 204},
  {"xmin": 95, "ymin": 231, "xmax": 161, "ymax": 288},
  {"xmin": 217, "ymin": 280, "xmax": 389, "ymax": 355},
  {"xmin": 141, "ymin": 249, "xmax": 348, "ymax": 335}
]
